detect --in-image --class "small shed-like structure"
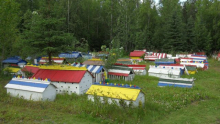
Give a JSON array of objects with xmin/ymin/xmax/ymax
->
[
  {"xmin": 144, "ymin": 53, "xmax": 167, "ymax": 61},
  {"xmin": 185, "ymin": 65, "xmax": 197, "ymax": 74},
  {"xmin": 180, "ymin": 58, "xmax": 205, "ymax": 68},
  {"xmin": 39, "ymin": 57, "xmax": 66, "ymax": 65},
  {"xmin": 159, "ymin": 64, "xmax": 185, "ymax": 75},
  {"xmin": 108, "ymin": 65, "xmax": 135, "ymax": 81},
  {"xmin": 32, "ymin": 66, "xmax": 93, "ymax": 95},
  {"xmin": 148, "ymin": 65, "xmax": 181, "ymax": 78},
  {"xmin": 72, "ymin": 63, "xmax": 105, "ymax": 83},
  {"xmin": 82, "ymin": 53, "xmax": 92, "ymax": 60},
  {"xmin": 86, "ymin": 83, "xmax": 145, "ymax": 107},
  {"xmin": 155, "ymin": 58, "xmax": 175, "ymax": 65},
  {"xmin": 5, "ymin": 77, "xmax": 57, "ymax": 101},
  {"xmin": 218, "ymin": 53, "xmax": 220, "ymax": 61},
  {"xmin": 3, "ymin": 67, "xmax": 23, "ymax": 76},
  {"xmin": 129, "ymin": 51, "xmax": 145, "ymax": 60},
  {"xmin": 82, "ymin": 59, "xmax": 105, "ymax": 66},
  {"xmin": 2, "ymin": 56, "xmax": 27, "ymax": 68},
  {"xmin": 58, "ymin": 52, "xmax": 82, "ymax": 59},
  {"xmin": 158, "ymin": 77, "xmax": 194, "ymax": 88},
  {"xmin": 115, "ymin": 64, "xmax": 147, "ymax": 75},
  {"xmin": 116, "ymin": 58, "xmax": 133, "ymax": 65}
]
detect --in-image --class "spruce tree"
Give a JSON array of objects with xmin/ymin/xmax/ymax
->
[{"xmin": 23, "ymin": 0, "xmax": 74, "ymax": 64}]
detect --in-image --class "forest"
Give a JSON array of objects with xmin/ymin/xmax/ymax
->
[{"xmin": 0, "ymin": 0, "xmax": 220, "ymax": 60}]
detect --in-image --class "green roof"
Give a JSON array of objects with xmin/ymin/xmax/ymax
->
[
  {"xmin": 185, "ymin": 66, "xmax": 197, "ymax": 71},
  {"xmin": 110, "ymin": 65, "xmax": 133, "ymax": 71}
]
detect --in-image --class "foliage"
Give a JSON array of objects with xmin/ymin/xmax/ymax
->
[
  {"xmin": 21, "ymin": 0, "xmax": 75, "ymax": 64},
  {"xmin": 0, "ymin": 0, "xmax": 20, "ymax": 60}
]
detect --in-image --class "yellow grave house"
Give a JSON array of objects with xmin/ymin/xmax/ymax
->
[{"xmin": 86, "ymin": 82, "xmax": 145, "ymax": 107}]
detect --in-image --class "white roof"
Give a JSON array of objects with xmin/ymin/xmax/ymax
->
[{"xmin": 5, "ymin": 78, "xmax": 53, "ymax": 93}]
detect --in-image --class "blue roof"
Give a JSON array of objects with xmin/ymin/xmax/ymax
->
[
  {"xmin": 2, "ymin": 57, "xmax": 27, "ymax": 64},
  {"xmin": 158, "ymin": 83, "xmax": 192, "ymax": 88},
  {"xmin": 72, "ymin": 63, "xmax": 104, "ymax": 73},
  {"xmin": 59, "ymin": 52, "xmax": 82, "ymax": 58},
  {"xmin": 9, "ymin": 80, "xmax": 48, "ymax": 88}
]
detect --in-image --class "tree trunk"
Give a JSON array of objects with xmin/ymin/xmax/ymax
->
[{"xmin": 48, "ymin": 52, "xmax": 52, "ymax": 65}]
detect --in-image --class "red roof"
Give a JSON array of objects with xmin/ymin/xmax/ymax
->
[
  {"xmin": 129, "ymin": 51, "xmax": 145, "ymax": 57},
  {"xmin": 22, "ymin": 66, "xmax": 39, "ymax": 74},
  {"xmin": 32, "ymin": 69, "xmax": 87, "ymax": 83}
]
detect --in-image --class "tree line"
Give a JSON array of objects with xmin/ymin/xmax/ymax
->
[{"xmin": 0, "ymin": 0, "xmax": 220, "ymax": 61}]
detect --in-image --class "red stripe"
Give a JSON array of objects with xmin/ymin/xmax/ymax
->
[{"xmin": 108, "ymin": 72, "xmax": 129, "ymax": 77}]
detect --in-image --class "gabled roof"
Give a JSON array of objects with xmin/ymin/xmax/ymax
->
[
  {"xmin": 39, "ymin": 57, "xmax": 65, "ymax": 64},
  {"xmin": 86, "ymin": 84, "xmax": 141, "ymax": 101},
  {"xmin": 2, "ymin": 57, "xmax": 27, "ymax": 64},
  {"xmin": 108, "ymin": 65, "xmax": 134, "ymax": 77},
  {"xmin": 114, "ymin": 64, "xmax": 146, "ymax": 70},
  {"xmin": 129, "ymin": 51, "xmax": 145, "ymax": 57},
  {"xmin": 58, "ymin": 52, "xmax": 82, "ymax": 59},
  {"xmin": 22, "ymin": 65, "xmax": 40, "ymax": 74},
  {"xmin": 32, "ymin": 69, "xmax": 87, "ymax": 83},
  {"xmin": 72, "ymin": 63, "xmax": 104, "ymax": 74},
  {"xmin": 5, "ymin": 78, "xmax": 52, "ymax": 93}
]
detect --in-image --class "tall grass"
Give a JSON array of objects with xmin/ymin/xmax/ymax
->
[{"xmin": 0, "ymin": 58, "xmax": 219, "ymax": 123}]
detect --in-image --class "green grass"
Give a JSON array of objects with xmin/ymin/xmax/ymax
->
[{"xmin": 0, "ymin": 59, "xmax": 220, "ymax": 123}]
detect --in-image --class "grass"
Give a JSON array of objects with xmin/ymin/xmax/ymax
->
[{"xmin": 0, "ymin": 59, "xmax": 220, "ymax": 123}]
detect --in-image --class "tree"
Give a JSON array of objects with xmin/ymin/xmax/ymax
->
[
  {"xmin": 0, "ymin": 0, "xmax": 20, "ymax": 61},
  {"xmin": 22, "ymin": 0, "xmax": 75, "ymax": 64}
]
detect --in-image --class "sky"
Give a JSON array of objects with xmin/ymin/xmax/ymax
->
[{"xmin": 154, "ymin": 0, "xmax": 187, "ymax": 4}]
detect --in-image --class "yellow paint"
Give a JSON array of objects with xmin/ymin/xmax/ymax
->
[
  {"xmin": 41, "ymin": 57, "xmax": 65, "ymax": 59},
  {"xmin": 37, "ymin": 65, "xmax": 87, "ymax": 70},
  {"xmin": 33, "ymin": 77, "xmax": 36, "ymax": 79},
  {"xmin": 130, "ymin": 57, "xmax": 141, "ymax": 59},
  {"xmin": 86, "ymin": 85, "xmax": 141, "ymax": 101},
  {"xmin": 185, "ymin": 70, "xmax": 196, "ymax": 74},
  {"xmin": 104, "ymin": 71, "xmax": 107, "ymax": 79},
  {"xmin": 4, "ymin": 67, "xmax": 20, "ymax": 73},
  {"xmin": 88, "ymin": 58, "xmax": 102, "ymax": 61}
]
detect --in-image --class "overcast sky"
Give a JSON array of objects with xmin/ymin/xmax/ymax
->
[{"xmin": 154, "ymin": 0, "xmax": 187, "ymax": 4}]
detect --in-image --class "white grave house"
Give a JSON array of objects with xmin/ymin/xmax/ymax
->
[
  {"xmin": 86, "ymin": 82, "xmax": 145, "ymax": 107},
  {"xmin": 108, "ymin": 65, "xmax": 135, "ymax": 81},
  {"xmin": 32, "ymin": 66, "xmax": 93, "ymax": 95},
  {"xmin": 148, "ymin": 65, "xmax": 181, "ymax": 78},
  {"xmin": 5, "ymin": 77, "xmax": 57, "ymax": 101}
]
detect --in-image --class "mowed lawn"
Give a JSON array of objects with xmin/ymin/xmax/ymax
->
[{"xmin": 0, "ymin": 59, "xmax": 220, "ymax": 124}]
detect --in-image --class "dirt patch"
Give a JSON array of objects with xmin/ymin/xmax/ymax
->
[
  {"xmin": 216, "ymin": 118, "xmax": 220, "ymax": 124},
  {"xmin": 191, "ymin": 101, "xmax": 199, "ymax": 106}
]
